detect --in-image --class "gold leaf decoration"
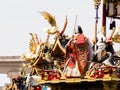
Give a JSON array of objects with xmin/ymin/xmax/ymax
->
[
  {"xmin": 112, "ymin": 34, "xmax": 120, "ymax": 43},
  {"xmin": 29, "ymin": 33, "xmax": 37, "ymax": 54},
  {"xmin": 41, "ymin": 11, "xmax": 57, "ymax": 27}
]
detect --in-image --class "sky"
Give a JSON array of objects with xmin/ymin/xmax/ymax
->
[
  {"xmin": 0, "ymin": 0, "xmax": 119, "ymax": 56},
  {"xmin": 0, "ymin": 0, "xmax": 96, "ymax": 56}
]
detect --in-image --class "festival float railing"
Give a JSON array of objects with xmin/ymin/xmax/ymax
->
[{"xmin": 37, "ymin": 66, "xmax": 120, "ymax": 90}]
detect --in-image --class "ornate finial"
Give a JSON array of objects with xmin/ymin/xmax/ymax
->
[
  {"xmin": 93, "ymin": 0, "xmax": 101, "ymax": 22},
  {"xmin": 94, "ymin": 0, "xmax": 101, "ymax": 9},
  {"xmin": 19, "ymin": 63, "xmax": 27, "ymax": 77}
]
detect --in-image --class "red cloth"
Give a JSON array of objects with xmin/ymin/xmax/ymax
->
[
  {"xmin": 76, "ymin": 34, "xmax": 85, "ymax": 46},
  {"xmin": 106, "ymin": 38, "xmax": 112, "ymax": 43},
  {"xmin": 68, "ymin": 53, "xmax": 76, "ymax": 67},
  {"xmin": 33, "ymin": 86, "xmax": 41, "ymax": 90}
]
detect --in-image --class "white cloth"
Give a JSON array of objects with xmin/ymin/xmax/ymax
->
[{"xmin": 96, "ymin": 42, "xmax": 106, "ymax": 54}]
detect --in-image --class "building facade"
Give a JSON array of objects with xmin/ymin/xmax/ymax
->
[{"xmin": 0, "ymin": 56, "xmax": 25, "ymax": 89}]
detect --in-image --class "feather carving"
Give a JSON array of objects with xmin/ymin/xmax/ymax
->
[
  {"xmin": 41, "ymin": 11, "xmax": 57, "ymax": 27},
  {"xmin": 29, "ymin": 33, "xmax": 37, "ymax": 54},
  {"xmin": 47, "ymin": 26, "xmax": 58, "ymax": 35},
  {"xmin": 112, "ymin": 26, "xmax": 120, "ymax": 43},
  {"xmin": 112, "ymin": 34, "xmax": 120, "ymax": 43},
  {"xmin": 20, "ymin": 33, "xmax": 40, "ymax": 62}
]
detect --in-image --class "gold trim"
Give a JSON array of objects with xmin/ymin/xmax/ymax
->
[
  {"xmin": 102, "ymin": 0, "xmax": 106, "ymax": 4},
  {"xmin": 52, "ymin": 39, "xmax": 66, "ymax": 55},
  {"xmin": 101, "ymin": 26, "xmax": 106, "ymax": 36},
  {"xmin": 38, "ymin": 77, "xmax": 120, "ymax": 84},
  {"xmin": 112, "ymin": 34, "xmax": 120, "ymax": 43}
]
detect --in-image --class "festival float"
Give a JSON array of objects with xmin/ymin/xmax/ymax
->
[{"xmin": 5, "ymin": 0, "xmax": 120, "ymax": 90}]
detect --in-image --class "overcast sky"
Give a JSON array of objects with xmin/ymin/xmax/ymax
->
[{"xmin": 0, "ymin": 0, "xmax": 119, "ymax": 56}]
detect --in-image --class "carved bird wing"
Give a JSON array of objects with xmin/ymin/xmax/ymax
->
[
  {"xmin": 47, "ymin": 26, "xmax": 58, "ymax": 35},
  {"xmin": 112, "ymin": 27, "xmax": 120, "ymax": 43},
  {"xmin": 112, "ymin": 34, "xmax": 120, "ymax": 43},
  {"xmin": 41, "ymin": 11, "xmax": 57, "ymax": 27},
  {"xmin": 29, "ymin": 33, "xmax": 37, "ymax": 54},
  {"xmin": 20, "ymin": 33, "xmax": 40, "ymax": 62}
]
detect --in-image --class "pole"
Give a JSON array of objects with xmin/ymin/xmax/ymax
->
[
  {"xmin": 93, "ymin": 0, "xmax": 101, "ymax": 51},
  {"xmin": 102, "ymin": 0, "xmax": 106, "ymax": 36},
  {"xmin": 95, "ymin": 7, "xmax": 99, "ymax": 51},
  {"xmin": 73, "ymin": 15, "xmax": 77, "ymax": 35}
]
